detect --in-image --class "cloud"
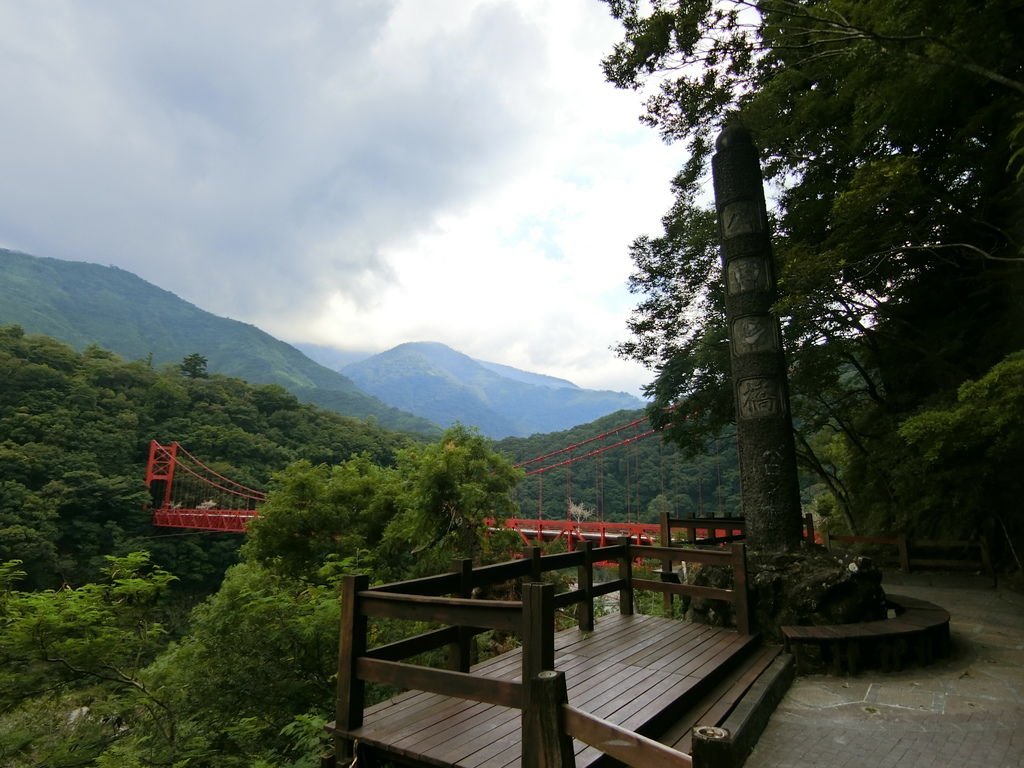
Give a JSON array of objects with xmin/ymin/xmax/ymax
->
[{"xmin": 0, "ymin": 0, "xmax": 683, "ymax": 396}]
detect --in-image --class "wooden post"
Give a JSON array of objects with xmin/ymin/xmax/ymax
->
[
  {"xmin": 617, "ymin": 537, "xmax": 634, "ymax": 616},
  {"xmin": 449, "ymin": 558, "xmax": 474, "ymax": 672},
  {"xmin": 335, "ymin": 574, "xmax": 369, "ymax": 764},
  {"xmin": 522, "ymin": 582, "xmax": 555, "ymax": 687},
  {"xmin": 731, "ymin": 543, "xmax": 751, "ymax": 635},
  {"xmin": 660, "ymin": 511, "xmax": 674, "ymax": 616},
  {"xmin": 522, "ymin": 671, "xmax": 574, "ymax": 768},
  {"xmin": 577, "ymin": 541, "xmax": 594, "ymax": 632},
  {"xmin": 822, "ymin": 529, "xmax": 831, "ymax": 551},
  {"xmin": 691, "ymin": 725, "xmax": 733, "ymax": 768},
  {"xmin": 803, "ymin": 512, "xmax": 815, "ymax": 546},
  {"xmin": 897, "ymin": 534, "xmax": 910, "ymax": 572},
  {"xmin": 530, "ymin": 546, "xmax": 543, "ymax": 582}
]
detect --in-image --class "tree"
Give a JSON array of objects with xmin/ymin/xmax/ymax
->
[
  {"xmin": 179, "ymin": 353, "xmax": 208, "ymax": 379},
  {"xmin": 140, "ymin": 561, "xmax": 341, "ymax": 766},
  {"xmin": 603, "ymin": 0, "xmax": 1024, "ymax": 532},
  {"xmin": 244, "ymin": 456, "xmax": 398, "ymax": 578},
  {"xmin": 897, "ymin": 352, "xmax": 1024, "ymax": 568},
  {"xmin": 0, "ymin": 554, "xmax": 177, "ymax": 767},
  {"xmin": 378, "ymin": 425, "xmax": 523, "ymax": 578}
]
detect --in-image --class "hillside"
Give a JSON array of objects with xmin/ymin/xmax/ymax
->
[
  {"xmin": 495, "ymin": 410, "xmax": 743, "ymax": 523},
  {"xmin": 341, "ymin": 341, "xmax": 645, "ymax": 438},
  {"xmin": 0, "ymin": 249, "xmax": 438, "ymax": 435}
]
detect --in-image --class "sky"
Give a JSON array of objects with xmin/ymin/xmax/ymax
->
[{"xmin": 0, "ymin": 1, "xmax": 686, "ymax": 397}]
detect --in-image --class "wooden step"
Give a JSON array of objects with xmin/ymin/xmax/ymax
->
[{"xmin": 657, "ymin": 644, "xmax": 784, "ymax": 754}]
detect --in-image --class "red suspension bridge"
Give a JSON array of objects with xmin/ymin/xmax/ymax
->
[
  {"xmin": 145, "ymin": 415, "xmax": 749, "ymax": 544},
  {"xmin": 145, "ymin": 440, "xmax": 266, "ymax": 532}
]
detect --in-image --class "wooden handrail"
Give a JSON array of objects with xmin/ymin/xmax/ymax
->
[
  {"xmin": 355, "ymin": 658, "xmax": 523, "ymax": 707},
  {"xmin": 563, "ymin": 704, "xmax": 694, "ymax": 768},
  {"xmin": 357, "ymin": 591, "xmax": 524, "ymax": 631},
  {"xmin": 631, "ymin": 538, "xmax": 751, "ymax": 635},
  {"xmin": 634, "ymin": 543, "xmax": 734, "ymax": 566},
  {"xmin": 333, "ymin": 537, "xmax": 753, "ymax": 766},
  {"xmin": 631, "ymin": 578, "xmax": 735, "ymax": 603}
]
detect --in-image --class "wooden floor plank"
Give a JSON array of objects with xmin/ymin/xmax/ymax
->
[{"xmin": 347, "ymin": 614, "xmax": 753, "ymax": 768}]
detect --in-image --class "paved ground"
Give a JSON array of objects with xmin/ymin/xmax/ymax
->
[{"xmin": 747, "ymin": 571, "xmax": 1024, "ymax": 768}]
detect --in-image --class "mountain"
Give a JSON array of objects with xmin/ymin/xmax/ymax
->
[
  {"xmin": 0, "ymin": 249, "xmax": 439, "ymax": 435},
  {"xmin": 292, "ymin": 342, "xmax": 371, "ymax": 371},
  {"xmin": 475, "ymin": 359, "xmax": 578, "ymax": 390},
  {"xmin": 341, "ymin": 341, "xmax": 645, "ymax": 438}
]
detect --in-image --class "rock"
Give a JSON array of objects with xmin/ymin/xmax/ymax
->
[
  {"xmin": 679, "ymin": 548, "xmax": 886, "ymax": 642},
  {"xmin": 747, "ymin": 549, "xmax": 886, "ymax": 642}
]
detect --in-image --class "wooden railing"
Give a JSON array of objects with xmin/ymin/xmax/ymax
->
[
  {"xmin": 632, "ymin": 541, "xmax": 751, "ymax": 635},
  {"xmin": 333, "ymin": 540, "xmax": 751, "ymax": 767},
  {"xmin": 661, "ymin": 512, "xmax": 747, "ymax": 546},
  {"xmin": 821, "ymin": 532, "xmax": 992, "ymax": 576}
]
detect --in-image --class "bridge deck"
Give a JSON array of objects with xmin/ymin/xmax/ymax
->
[{"xmin": 343, "ymin": 613, "xmax": 757, "ymax": 768}]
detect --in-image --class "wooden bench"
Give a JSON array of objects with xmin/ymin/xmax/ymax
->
[{"xmin": 780, "ymin": 594, "xmax": 950, "ymax": 675}]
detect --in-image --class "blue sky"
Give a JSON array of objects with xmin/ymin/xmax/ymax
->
[{"xmin": 0, "ymin": 1, "xmax": 685, "ymax": 395}]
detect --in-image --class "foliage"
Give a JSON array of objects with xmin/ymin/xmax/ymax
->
[
  {"xmin": 0, "ymin": 553, "xmax": 177, "ymax": 767},
  {"xmin": 896, "ymin": 353, "xmax": 1024, "ymax": 566},
  {"xmin": 602, "ymin": 0, "xmax": 1024, "ymax": 535},
  {"xmin": 138, "ymin": 561, "xmax": 344, "ymax": 766},
  {"xmin": 180, "ymin": 352, "xmax": 209, "ymax": 378},
  {"xmin": 377, "ymin": 425, "xmax": 524, "ymax": 579},
  {"xmin": 243, "ymin": 456, "xmax": 396, "ymax": 578},
  {"xmin": 0, "ymin": 325, "xmax": 413, "ymax": 590}
]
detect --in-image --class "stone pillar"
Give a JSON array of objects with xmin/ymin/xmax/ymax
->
[{"xmin": 712, "ymin": 123, "xmax": 802, "ymax": 552}]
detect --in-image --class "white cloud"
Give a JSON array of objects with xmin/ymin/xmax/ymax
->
[{"xmin": 0, "ymin": 0, "xmax": 684, "ymax": 397}]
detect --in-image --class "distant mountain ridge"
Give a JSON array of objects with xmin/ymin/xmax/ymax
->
[
  {"xmin": 0, "ymin": 249, "xmax": 438, "ymax": 435},
  {"xmin": 340, "ymin": 341, "xmax": 644, "ymax": 438},
  {"xmin": 0, "ymin": 249, "xmax": 643, "ymax": 439},
  {"xmin": 475, "ymin": 359, "xmax": 578, "ymax": 390}
]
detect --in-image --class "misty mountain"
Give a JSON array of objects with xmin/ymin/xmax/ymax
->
[
  {"xmin": 340, "ymin": 341, "xmax": 644, "ymax": 438},
  {"xmin": 0, "ymin": 249, "xmax": 438, "ymax": 435}
]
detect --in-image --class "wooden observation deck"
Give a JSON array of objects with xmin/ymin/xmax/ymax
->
[{"xmin": 330, "ymin": 535, "xmax": 787, "ymax": 768}]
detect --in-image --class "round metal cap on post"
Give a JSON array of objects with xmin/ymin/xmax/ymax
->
[{"xmin": 691, "ymin": 725, "xmax": 732, "ymax": 768}]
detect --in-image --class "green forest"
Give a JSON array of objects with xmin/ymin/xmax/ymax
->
[
  {"xmin": 497, "ymin": 415, "xmax": 744, "ymax": 523},
  {"xmin": 2, "ymin": 1, "xmax": 1023, "ymax": 766},
  {"xmin": 0, "ymin": 327, "xmax": 527, "ymax": 766}
]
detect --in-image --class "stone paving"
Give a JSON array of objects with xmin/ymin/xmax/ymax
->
[{"xmin": 748, "ymin": 572, "xmax": 1024, "ymax": 768}]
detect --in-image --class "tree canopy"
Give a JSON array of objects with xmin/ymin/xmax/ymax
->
[
  {"xmin": 603, "ymin": 0, "xmax": 1024, "ymax": 545},
  {"xmin": 0, "ymin": 325, "xmax": 413, "ymax": 591}
]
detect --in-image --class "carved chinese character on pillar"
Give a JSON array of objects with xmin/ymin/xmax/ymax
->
[
  {"xmin": 727, "ymin": 257, "xmax": 770, "ymax": 295},
  {"xmin": 732, "ymin": 316, "xmax": 778, "ymax": 356}
]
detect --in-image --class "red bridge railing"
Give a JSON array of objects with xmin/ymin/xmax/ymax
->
[{"xmin": 145, "ymin": 440, "xmax": 266, "ymax": 532}]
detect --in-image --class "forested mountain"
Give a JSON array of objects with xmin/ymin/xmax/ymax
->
[
  {"xmin": 0, "ymin": 327, "xmax": 524, "ymax": 767},
  {"xmin": 342, "ymin": 341, "xmax": 644, "ymax": 438},
  {"xmin": 0, "ymin": 325, "xmax": 413, "ymax": 591},
  {"xmin": 0, "ymin": 249, "xmax": 438, "ymax": 435},
  {"xmin": 495, "ymin": 410, "xmax": 745, "ymax": 524}
]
